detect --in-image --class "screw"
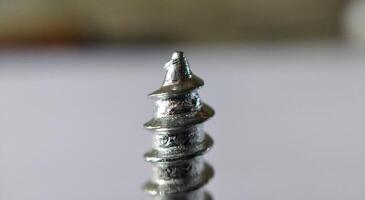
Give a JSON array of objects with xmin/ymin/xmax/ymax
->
[{"xmin": 143, "ymin": 51, "xmax": 215, "ymax": 200}]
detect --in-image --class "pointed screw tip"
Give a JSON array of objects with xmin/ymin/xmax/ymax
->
[{"xmin": 171, "ymin": 51, "xmax": 184, "ymax": 59}]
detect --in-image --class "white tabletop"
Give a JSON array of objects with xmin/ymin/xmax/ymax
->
[{"xmin": 1, "ymin": 44, "xmax": 365, "ymax": 200}]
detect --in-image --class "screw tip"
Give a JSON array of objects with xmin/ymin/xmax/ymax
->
[
  {"xmin": 149, "ymin": 51, "xmax": 204, "ymax": 97},
  {"xmin": 162, "ymin": 51, "xmax": 191, "ymax": 86},
  {"xmin": 171, "ymin": 51, "xmax": 184, "ymax": 59}
]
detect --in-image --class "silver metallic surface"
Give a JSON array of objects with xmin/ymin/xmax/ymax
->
[{"xmin": 144, "ymin": 51, "xmax": 215, "ymax": 200}]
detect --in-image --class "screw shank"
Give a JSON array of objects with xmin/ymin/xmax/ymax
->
[{"xmin": 144, "ymin": 52, "xmax": 214, "ymax": 200}]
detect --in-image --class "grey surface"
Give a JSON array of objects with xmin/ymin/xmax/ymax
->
[{"xmin": 1, "ymin": 45, "xmax": 365, "ymax": 200}]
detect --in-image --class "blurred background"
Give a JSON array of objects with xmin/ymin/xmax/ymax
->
[
  {"xmin": 0, "ymin": 0, "xmax": 362, "ymax": 44},
  {"xmin": 1, "ymin": 1, "xmax": 365, "ymax": 200}
]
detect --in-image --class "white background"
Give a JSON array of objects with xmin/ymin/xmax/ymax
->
[{"xmin": 1, "ymin": 44, "xmax": 365, "ymax": 200}]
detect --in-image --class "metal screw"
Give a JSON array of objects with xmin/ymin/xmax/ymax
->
[{"xmin": 143, "ymin": 51, "xmax": 215, "ymax": 200}]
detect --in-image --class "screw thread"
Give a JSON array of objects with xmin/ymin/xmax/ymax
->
[{"xmin": 143, "ymin": 51, "xmax": 214, "ymax": 200}]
